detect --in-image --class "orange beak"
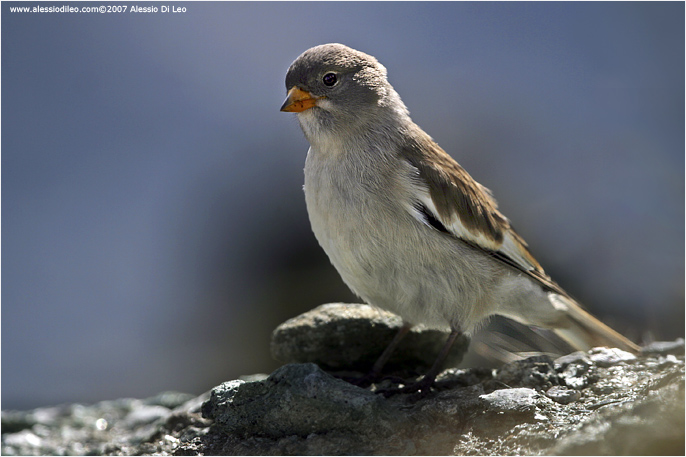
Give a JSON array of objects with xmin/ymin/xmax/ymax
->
[{"xmin": 280, "ymin": 86, "xmax": 318, "ymax": 113}]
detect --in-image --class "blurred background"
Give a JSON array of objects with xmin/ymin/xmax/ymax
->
[{"xmin": 2, "ymin": 2, "xmax": 683, "ymax": 410}]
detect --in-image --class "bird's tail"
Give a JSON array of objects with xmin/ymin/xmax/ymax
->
[{"xmin": 548, "ymin": 293, "xmax": 639, "ymax": 353}]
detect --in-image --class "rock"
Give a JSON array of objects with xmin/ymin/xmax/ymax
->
[
  {"xmin": 201, "ymin": 363, "xmax": 396, "ymax": 439},
  {"xmin": 270, "ymin": 303, "xmax": 470, "ymax": 375},
  {"xmin": 2, "ymin": 321, "xmax": 684, "ymax": 455},
  {"xmin": 557, "ymin": 353, "xmax": 598, "ymax": 390},
  {"xmin": 193, "ymin": 346, "xmax": 684, "ymax": 455},
  {"xmin": 641, "ymin": 338, "xmax": 685, "ymax": 356},
  {"xmin": 435, "ymin": 366, "xmax": 494, "ymax": 390},
  {"xmin": 493, "ymin": 354, "xmax": 559, "ymax": 390},
  {"xmin": 587, "ymin": 347, "xmax": 637, "ymax": 367},
  {"xmin": 1, "ymin": 392, "xmax": 210, "ymax": 456},
  {"xmin": 549, "ymin": 377, "xmax": 685, "ymax": 455},
  {"xmin": 479, "ymin": 387, "xmax": 545, "ymax": 415},
  {"xmin": 545, "ymin": 385, "xmax": 582, "ymax": 404}
]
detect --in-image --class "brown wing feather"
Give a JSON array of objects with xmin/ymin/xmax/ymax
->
[
  {"xmin": 398, "ymin": 123, "xmax": 638, "ymax": 353},
  {"xmin": 399, "ymin": 124, "xmax": 547, "ymax": 271},
  {"xmin": 401, "ymin": 124, "xmax": 507, "ymax": 245}
]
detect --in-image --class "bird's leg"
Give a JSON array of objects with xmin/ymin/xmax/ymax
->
[
  {"xmin": 351, "ymin": 322, "xmax": 412, "ymax": 387},
  {"xmin": 370, "ymin": 322, "xmax": 413, "ymax": 378},
  {"xmin": 380, "ymin": 327, "xmax": 463, "ymax": 396}
]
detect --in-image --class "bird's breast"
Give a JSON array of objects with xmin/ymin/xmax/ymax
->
[
  {"xmin": 305, "ymin": 144, "xmax": 406, "ymax": 265},
  {"xmin": 303, "ymin": 146, "xmax": 391, "ymax": 255},
  {"xmin": 302, "ymin": 145, "xmax": 504, "ymax": 330}
]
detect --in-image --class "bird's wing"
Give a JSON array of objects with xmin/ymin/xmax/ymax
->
[{"xmin": 399, "ymin": 124, "xmax": 567, "ymax": 296}]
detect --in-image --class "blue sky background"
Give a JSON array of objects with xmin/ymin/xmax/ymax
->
[{"xmin": 2, "ymin": 1, "xmax": 684, "ymax": 409}]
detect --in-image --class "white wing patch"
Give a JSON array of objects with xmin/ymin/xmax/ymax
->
[
  {"xmin": 417, "ymin": 191, "xmax": 502, "ymax": 251},
  {"xmin": 405, "ymin": 174, "xmax": 539, "ymax": 275}
]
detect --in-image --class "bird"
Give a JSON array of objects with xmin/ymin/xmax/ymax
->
[{"xmin": 280, "ymin": 43, "xmax": 639, "ymax": 393}]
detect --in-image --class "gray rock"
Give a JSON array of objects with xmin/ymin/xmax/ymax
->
[
  {"xmin": 558, "ymin": 357, "xmax": 598, "ymax": 390},
  {"xmin": 194, "ymin": 347, "xmax": 684, "ymax": 455},
  {"xmin": 587, "ymin": 346, "xmax": 637, "ymax": 367},
  {"xmin": 545, "ymin": 385, "xmax": 582, "ymax": 404},
  {"xmin": 641, "ymin": 338, "xmax": 685, "ymax": 356},
  {"xmin": 550, "ymin": 378, "xmax": 685, "ymax": 455},
  {"xmin": 1, "ymin": 392, "xmax": 210, "ymax": 456},
  {"xmin": 3, "ymin": 337, "xmax": 684, "ymax": 455},
  {"xmin": 201, "ymin": 363, "xmax": 396, "ymax": 439},
  {"xmin": 270, "ymin": 303, "xmax": 469, "ymax": 374},
  {"xmin": 479, "ymin": 387, "xmax": 546, "ymax": 414},
  {"xmin": 493, "ymin": 354, "xmax": 559, "ymax": 390}
]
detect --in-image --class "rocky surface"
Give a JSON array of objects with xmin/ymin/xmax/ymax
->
[
  {"xmin": 1, "ymin": 391, "xmax": 210, "ymax": 456},
  {"xmin": 271, "ymin": 303, "xmax": 470, "ymax": 375},
  {"xmin": 199, "ymin": 349, "xmax": 684, "ymax": 455},
  {"xmin": 2, "ymin": 303, "xmax": 684, "ymax": 455}
]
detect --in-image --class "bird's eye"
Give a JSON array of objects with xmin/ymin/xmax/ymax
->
[{"xmin": 322, "ymin": 72, "xmax": 337, "ymax": 86}]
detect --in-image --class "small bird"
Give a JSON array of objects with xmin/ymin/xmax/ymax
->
[{"xmin": 280, "ymin": 43, "xmax": 639, "ymax": 393}]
